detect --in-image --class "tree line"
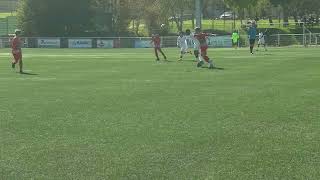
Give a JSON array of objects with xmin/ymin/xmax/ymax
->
[{"xmin": 17, "ymin": 0, "xmax": 320, "ymax": 36}]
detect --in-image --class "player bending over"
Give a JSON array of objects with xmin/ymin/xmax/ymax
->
[
  {"xmin": 186, "ymin": 29, "xmax": 201, "ymax": 62},
  {"xmin": 177, "ymin": 32, "xmax": 192, "ymax": 61},
  {"xmin": 194, "ymin": 27, "xmax": 215, "ymax": 69},
  {"xmin": 11, "ymin": 29, "xmax": 23, "ymax": 73},
  {"xmin": 151, "ymin": 34, "xmax": 167, "ymax": 62},
  {"xmin": 257, "ymin": 31, "xmax": 267, "ymax": 51}
]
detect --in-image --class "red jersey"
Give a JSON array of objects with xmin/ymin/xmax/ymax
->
[
  {"xmin": 151, "ymin": 36, "xmax": 161, "ymax": 48},
  {"xmin": 194, "ymin": 33, "xmax": 209, "ymax": 46},
  {"xmin": 11, "ymin": 36, "xmax": 21, "ymax": 52}
]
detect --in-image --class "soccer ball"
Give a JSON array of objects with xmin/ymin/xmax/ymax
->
[{"xmin": 160, "ymin": 24, "xmax": 166, "ymax": 29}]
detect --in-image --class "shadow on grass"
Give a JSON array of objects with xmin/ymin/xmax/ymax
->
[
  {"xmin": 19, "ymin": 72, "xmax": 39, "ymax": 75},
  {"xmin": 202, "ymin": 67, "xmax": 225, "ymax": 70}
]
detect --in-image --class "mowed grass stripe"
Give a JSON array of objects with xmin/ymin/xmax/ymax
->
[{"xmin": 0, "ymin": 47, "xmax": 319, "ymax": 179}]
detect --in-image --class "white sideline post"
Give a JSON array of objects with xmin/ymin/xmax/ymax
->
[
  {"xmin": 195, "ymin": 0, "xmax": 202, "ymax": 28},
  {"xmin": 303, "ymin": 24, "xmax": 306, "ymax": 47}
]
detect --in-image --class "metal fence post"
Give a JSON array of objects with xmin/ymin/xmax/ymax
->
[{"xmin": 303, "ymin": 24, "xmax": 306, "ymax": 47}]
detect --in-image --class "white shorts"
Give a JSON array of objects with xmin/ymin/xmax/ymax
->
[
  {"xmin": 180, "ymin": 45, "xmax": 188, "ymax": 53},
  {"xmin": 258, "ymin": 39, "xmax": 265, "ymax": 45}
]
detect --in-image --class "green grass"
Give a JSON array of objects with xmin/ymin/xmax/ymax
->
[
  {"xmin": 0, "ymin": 47, "xmax": 319, "ymax": 179},
  {"xmin": 132, "ymin": 19, "xmax": 320, "ymax": 35},
  {"xmin": 0, "ymin": 12, "xmax": 16, "ymax": 18}
]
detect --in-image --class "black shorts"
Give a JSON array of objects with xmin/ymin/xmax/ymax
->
[{"xmin": 249, "ymin": 39, "xmax": 255, "ymax": 46}]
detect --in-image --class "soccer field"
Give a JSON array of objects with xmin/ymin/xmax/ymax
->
[{"xmin": 0, "ymin": 47, "xmax": 319, "ymax": 179}]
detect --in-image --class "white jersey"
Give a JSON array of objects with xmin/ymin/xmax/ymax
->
[
  {"xmin": 187, "ymin": 33, "xmax": 200, "ymax": 50},
  {"xmin": 177, "ymin": 36, "xmax": 188, "ymax": 48},
  {"xmin": 258, "ymin": 32, "xmax": 265, "ymax": 44}
]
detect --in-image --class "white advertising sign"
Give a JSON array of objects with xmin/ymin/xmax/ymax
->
[
  {"xmin": 208, "ymin": 36, "xmax": 232, "ymax": 48},
  {"xmin": 97, "ymin": 39, "xmax": 113, "ymax": 48},
  {"xmin": 38, "ymin": 38, "xmax": 60, "ymax": 48},
  {"xmin": 135, "ymin": 40, "xmax": 153, "ymax": 48},
  {"xmin": 69, "ymin": 39, "xmax": 92, "ymax": 48}
]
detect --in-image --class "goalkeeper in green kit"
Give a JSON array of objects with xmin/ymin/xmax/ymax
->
[{"xmin": 232, "ymin": 31, "xmax": 240, "ymax": 49}]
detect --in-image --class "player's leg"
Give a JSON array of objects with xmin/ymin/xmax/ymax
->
[
  {"xmin": 179, "ymin": 51, "xmax": 183, "ymax": 61},
  {"xmin": 250, "ymin": 39, "xmax": 255, "ymax": 54},
  {"xmin": 186, "ymin": 47, "xmax": 192, "ymax": 55},
  {"xmin": 196, "ymin": 48, "xmax": 205, "ymax": 67},
  {"xmin": 17, "ymin": 53, "xmax": 23, "ymax": 73},
  {"xmin": 179, "ymin": 46, "xmax": 188, "ymax": 61},
  {"xmin": 11, "ymin": 56, "xmax": 16, "ymax": 69},
  {"xmin": 200, "ymin": 47, "xmax": 214, "ymax": 69},
  {"xmin": 233, "ymin": 41, "xmax": 237, "ymax": 49},
  {"xmin": 204, "ymin": 52, "xmax": 215, "ymax": 69},
  {"xmin": 179, "ymin": 47, "xmax": 184, "ymax": 61},
  {"xmin": 19, "ymin": 59, "xmax": 23, "ymax": 73},
  {"xmin": 154, "ymin": 48, "xmax": 160, "ymax": 61},
  {"xmin": 159, "ymin": 48, "xmax": 167, "ymax": 60},
  {"xmin": 263, "ymin": 41, "xmax": 267, "ymax": 51},
  {"xmin": 12, "ymin": 53, "xmax": 20, "ymax": 69},
  {"xmin": 194, "ymin": 49, "xmax": 200, "ymax": 62}
]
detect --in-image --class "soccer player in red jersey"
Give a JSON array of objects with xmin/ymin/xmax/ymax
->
[
  {"xmin": 194, "ymin": 27, "xmax": 215, "ymax": 69},
  {"xmin": 151, "ymin": 34, "xmax": 167, "ymax": 62},
  {"xmin": 11, "ymin": 29, "xmax": 23, "ymax": 73}
]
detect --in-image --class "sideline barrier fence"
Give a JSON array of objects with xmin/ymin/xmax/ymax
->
[{"xmin": 0, "ymin": 34, "xmax": 319, "ymax": 49}]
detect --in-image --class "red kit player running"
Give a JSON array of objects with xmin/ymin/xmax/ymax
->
[
  {"xmin": 194, "ymin": 27, "xmax": 215, "ymax": 69},
  {"xmin": 151, "ymin": 34, "xmax": 167, "ymax": 62},
  {"xmin": 11, "ymin": 29, "xmax": 23, "ymax": 73}
]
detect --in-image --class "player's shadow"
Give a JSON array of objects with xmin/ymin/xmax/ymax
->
[
  {"xmin": 202, "ymin": 67, "xmax": 225, "ymax": 70},
  {"xmin": 19, "ymin": 72, "xmax": 39, "ymax": 75}
]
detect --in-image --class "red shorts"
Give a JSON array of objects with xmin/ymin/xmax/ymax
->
[
  {"xmin": 200, "ymin": 45, "xmax": 208, "ymax": 53},
  {"xmin": 12, "ymin": 52, "xmax": 22, "ymax": 63},
  {"xmin": 154, "ymin": 46, "xmax": 161, "ymax": 50}
]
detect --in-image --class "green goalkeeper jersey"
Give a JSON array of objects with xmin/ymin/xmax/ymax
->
[{"xmin": 232, "ymin": 32, "xmax": 239, "ymax": 43}]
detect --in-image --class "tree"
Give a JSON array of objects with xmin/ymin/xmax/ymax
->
[
  {"xmin": 161, "ymin": 0, "xmax": 191, "ymax": 32},
  {"xmin": 17, "ymin": 0, "xmax": 93, "ymax": 36},
  {"xmin": 224, "ymin": 0, "xmax": 259, "ymax": 24}
]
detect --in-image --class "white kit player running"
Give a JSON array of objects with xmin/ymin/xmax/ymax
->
[
  {"xmin": 257, "ymin": 32, "xmax": 267, "ymax": 51},
  {"xmin": 177, "ymin": 32, "xmax": 192, "ymax": 61},
  {"xmin": 185, "ymin": 29, "xmax": 201, "ymax": 62}
]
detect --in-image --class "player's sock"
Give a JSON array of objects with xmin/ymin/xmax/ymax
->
[
  {"xmin": 208, "ymin": 59, "xmax": 215, "ymax": 69},
  {"xmin": 250, "ymin": 47, "xmax": 253, "ymax": 54},
  {"xmin": 197, "ymin": 61, "xmax": 204, "ymax": 67},
  {"xmin": 11, "ymin": 62, "xmax": 15, "ymax": 69},
  {"xmin": 203, "ymin": 56, "xmax": 210, "ymax": 63}
]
